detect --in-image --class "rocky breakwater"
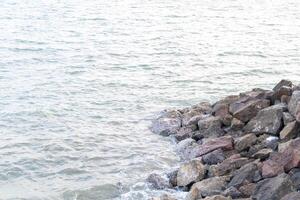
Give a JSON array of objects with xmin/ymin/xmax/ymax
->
[{"xmin": 147, "ymin": 80, "xmax": 300, "ymax": 200}]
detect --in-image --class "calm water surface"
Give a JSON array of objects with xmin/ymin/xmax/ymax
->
[{"xmin": 0, "ymin": 0, "xmax": 300, "ymax": 199}]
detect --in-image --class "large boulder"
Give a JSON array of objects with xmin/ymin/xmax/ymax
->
[
  {"xmin": 189, "ymin": 176, "xmax": 228, "ymax": 198},
  {"xmin": 273, "ymin": 79, "xmax": 293, "ymax": 91},
  {"xmin": 244, "ymin": 105, "xmax": 283, "ymax": 135},
  {"xmin": 198, "ymin": 116, "xmax": 224, "ymax": 138},
  {"xmin": 193, "ymin": 136, "xmax": 233, "ymax": 158},
  {"xmin": 176, "ymin": 138, "xmax": 200, "ymax": 160},
  {"xmin": 288, "ymin": 91, "xmax": 300, "ymax": 118},
  {"xmin": 230, "ymin": 98, "xmax": 270, "ymax": 123},
  {"xmin": 177, "ymin": 159, "xmax": 206, "ymax": 187},
  {"xmin": 252, "ymin": 173, "xmax": 295, "ymax": 200},
  {"xmin": 151, "ymin": 110, "xmax": 182, "ymax": 136},
  {"xmin": 234, "ymin": 133, "xmax": 257, "ymax": 152}
]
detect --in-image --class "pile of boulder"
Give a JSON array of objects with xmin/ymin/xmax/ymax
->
[{"xmin": 148, "ymin": 80, "xmax": 300, "ymax": 200}]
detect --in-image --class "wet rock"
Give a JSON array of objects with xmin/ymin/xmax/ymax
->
[
  {"xmin": 189, "ymin": 176, "xmax": 228, "ymax": 198},
  {"xmin": 177, "ymin": 159, "xmax": 206, "ymax": 187},
  {"xmin": 193, "ymin": 136, "xmax": 233, "ymax": 158},
  {"xmin": 174, "ymin": 125, "xmax": 197, "ymax": 141},
  {"xmin": 152, "ymin": 194, "xmax": 177, "ymax": 200},
  {"xmin": 252, "ymin": 173, "xmax": 295, "ymax": 200},
  {"xmin": 152, "ymin": 110, "xmax": 182, "ymax": 136},
  {"xmin": 289, "ymin": 168, "xmax": 300, "ymax": 190},
  {"xmin": 234, "ymin": 133, "xmax": 257, "ymax": 152},
  {"xmin": 198, "ymin": 116, "xmax": 224, "ymax": 138},
  {"xmin": 252, "ymin": 148, "xmax": 273, "ymax": 160},
  {"xmin": 244, "ymin": 105, "xmax": 283, "ymax": 135},
  {"xmin": 264, "ymin": 136, "xmax": 279, "ymax": 150},
  {"xmin": 147, "ymin": 173, "xmax": 171, "ymax": 189},
  {"xmin": 176, "ymin": 138, "xmax": 200, "ymax": 160},
  {"xmin": 288, "ymin": 91, "xmax": 300, "ymax": 118},
  {"xmin": 230, "ymin": 118, "xmax": 245, "ymax": 131},
  {"xmin": 230, "ymin": 98, "xmax": 270, "ymax": 123},
  {"xmin": 167, "ymin": 169, "xmax": 178, "ymax": 187},
  {"xmin": 228, "ymin": 162, "xmax": 258, "ymax": 188},
  {"xmin": 213, "ymin": 154, "xmax": 252, "ymax": 176},
  {"xmin": 279, "ymin": 121, "xmax": 299, "ymax": 141},
  {"xmin": 280, "ymin": 192, "xmax": 300, "ymax": 200},
  {"xmin": 273, "ymin": 79, "xmax": 293, "ymax": 91},
  {"xmin": 203, "ymin": 195, "xmax": 232, "ymax": 200},
  {"xmin": 202, "ymin": 149, "xmax": 225, "ymax": 165},
  {"xmin": 283, "ymin": 112, "xmax": 295, "ymax": 125}
]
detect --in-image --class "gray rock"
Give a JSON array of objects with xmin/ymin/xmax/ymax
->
[
  {"xmin": 222, "ymin": 186, "xmax": 243, "ymax": 199},
  {"xmin": 234, "ymin": 133, "xmax": 257, "ymax": 152},
  {"xmin": 252, "ymin": 173, "xmax": 295, "ymax": 200},
  {"xmin": 244, "ymin": 105, "xmax": 283, "ymax": 135},
  {"xmin": 177, "ymin": 159, "xmax": 206, "ymax": 187},
  {"xmin": 167, "ymin": 169, "xmax": 178, "ymax": 187},
  {"xmin": 231, "ymin": 118, "xmax": 245, "ymax": 131},
  {"xmin": 198, "ymin": 116, "xmax": 224, "ymax": 138},
  {"xmin": 273, "ymin": 79, "xmax": 293, "ymax": 91},
  {"xmin": 152, "ymin": 110, "xmax": 182, "ymax": 136},
  {"xmin": 283, "ymin": 112, "xmax": 295, "ymax": 125},
  {"xmin": 288, "ymin": 91, "xmax": 300, "ymax": 117},
  {"xmin": 280, "ymin": 192, "xmax": 300, "ymax": 200},
  {"xmin": 176, "ymin": 138, "xmax": 200, "ymax": 160},
  {"xmin": 289, "ymin": 168, "xmax": 300, "ymax": 190},
  {"xmin": 228, "ymin": 162, "xmax": 258, "ymax": 188},
  {"xmin": 147, "ymin": 173, "xmax": 171, "ymax": 189},
  {"xmin": 174, "ymin": 125, "xmax": 197, "ymax": 141},
  {"xmin": 202, "ymin": 149, "xmax": 225, "ymax": 165},
  {"xmin": 252, "ymin": 148, "xmax": 273, "ymax": 160},
  {"xmin": 272, "ymin": 85, "xmax": 293, "ymax": 102},
  {"xmin": 203, "ymin": 195, "xmax": 232, "ymax": 200}
]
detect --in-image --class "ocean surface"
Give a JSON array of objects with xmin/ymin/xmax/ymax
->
[{"xmin": 0, "ymin": 0, "xmax": 300, "ymax": 199}]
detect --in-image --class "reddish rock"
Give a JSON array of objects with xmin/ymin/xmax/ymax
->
[
  {"xmin": 194, "ymin": 136, "xmax": 233, "ymax": 157},
  {"xmin": 198, "ymin": 116, "xmax": 224, "ymax": 138},
  {"xmin": 234, "ymin": 133, "xmax": 257, "ymax": 152},
  {"xmin": 231, "ymin": 118, "xmax": 245, "ymax": 130}
]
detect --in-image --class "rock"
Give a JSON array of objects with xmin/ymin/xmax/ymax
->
[
  {"xmin": 228, "ymin": 162, "xmax": 258, "ymax": 188},
  {"xmin": 280, "ymin": 192, "xmax": 300, "ymax": 200},
  {"xmin": 244, "ymin": 105, "xmax": 283, "ymax": 135},
  {"xmin": 234, "ymin": 133, "xmax": 257, "ymax": 152},
  {"xmin": 264, "ymin": 136, "xmax": 279, "ymax": 150},
  {"xmin": 272, "ymin": 85, "xmax": 293, "ymax": 102},
  {"xmin": 202, "ymin": 149, "xmax": 225, "ymax": 165},
  {"xmin": 174, "ymin": 125, "xmax": 197, "ymax": 141},
  {"xmin": 230, "ymin": 98, "xmax": 270, "ymax": 123},
  {"xmin": 252, "ymin": 173, "xmax": 295, "ymax": 200},
  {"xmin": 193, "ymin": 136, "xmax": 233, "ymax": 158},
  {"xmin": 238, "ymin": 183, "xmax": 256, "ymax": 197},
  {"xmin": 212, "ymin": 103, "xmax": 233, "ymax": 126},
  {"xmin": 279, "ymin": 121, "xmax": 300, "ymax": 141},
  {"xmin": 151, "ymin": 194, "xmax": 177, "ymax": 200},
  {"xmin": 262, "ymin": 139, "xmax": 300, "ymax": 178},
  {"xmin": 289, "ymin": 168, "xmax": 300, "ymax": 190},
  {"xmin": 252, "ymin": 148, "xmax": 273, "ymax": 160},
  {"xmin": 222, "ymin": 186, "xmax": 243, "ymax": 199},
  {"xmin": 273, "ymin": 79, "xmax": 293, "ymax": 91},
  {"xmin": 191, "ymin": 102, "xmax": 212, "ymax": 114},
  {"xmin": 189, "ymin": 176, "xmax": 228, "ymax": 198},
  {"xmin": 167, "ymin": 170, "xmax": 178, "ymax": 187},
  {"xmin": 198, "ymin": 116, "xmax": 224, "ymax": 138},
  {"xmin": 283, "ymin": 112, "xmax": 295, "ymax": 125},
  {"xmin": 213, "ymin": 154, "xmax": 252, "ymax": 176},
  {"xmin": 176, "ymin": 138, "xmax": 200, "ymax": 160},
  {"xmin": 152, "ymin": 110, "xmax": 182, "ymax": 136},
  {"xmin": 177, "ymin": 159, "xmax": 206, "ymax": 187},
  {"xmin": 231, "ymin": 118, "xmax": 245, "ymax": 131},
  {"xmin": 203, "ymin": 195, "xmax": 232, "ymax": 200},
  {"xmin": 182, "ymin": 109, "xmax": 207, "ymax": 126},
  {"xmin": 288, "ymin": 91, "xmax": 300, "ymax": 118},
  {"xmin": 147, "ymin": 173, "xmax": 171, "ymax": 189}
]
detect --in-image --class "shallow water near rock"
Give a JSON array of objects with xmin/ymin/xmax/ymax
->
[{"xmin": 0, "ymin": 0, "xmax": 300, "ymax": 199}]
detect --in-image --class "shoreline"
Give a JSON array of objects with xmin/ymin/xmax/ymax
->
[{"xmin": 147, "ymin": 80, "xmax": 300, "ymax": 200}]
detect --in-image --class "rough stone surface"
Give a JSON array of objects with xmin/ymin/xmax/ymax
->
[
  {"xmin": 177, "ymin": 159, "xmax": 206, "ymax": 187},
  {"xmin": 244, "ymin": 105, "xmax": 283, "ymax": 135},
  {"xmin": 252, "ymin": 173, "xmax": 295, "ymax": 200},
  {"xmin": 222, "ymin": 186, "xmax": 243, "ymax": 199},
  {"xmin": 230, "ymin": 118, "xmax": 245, "ymax": 131},
  {"xmin": 289, "ymin": 168, "xmax": 300, "ymax": 190},
  {"xmin": 283, "ymin": 112, "xmax": 295, "ymax": 125},
  {"xmin": 202, "ymin": 149, "xmax": 225, "ymax": 165},
  {"xmin": 280, "ymin": 192, "xmax": 300, "ymax": 200},
  {"xmin": 279, "ymin": 121, "xmax": 299, "ymax": 141},
  {"xmin": 228, "ymin": 162, "xmax": 258, "ymax": 188},
  {"xmin": 234, "ymin": 134, "xmax": 257, "ymax": 152},
  {"xmin": 239, "ymin": 183, "xmax": 256, "ymax": 197},
  {"xmin": 152, "ymin": 110, "xmax": 182, "ymax": 136},
  {"xmin": 203, "ymin": 195, "xmax": 232, "ymax": 200},
  {"xmin": 214, "ymin": 154, "xmax": 251, "ymax": 176},
  {"xmin": 288, "ymin": 91, "xmax": 300, "ymax": 117},
  {"xmin": 252, "ymin": 148, "xmax": 273, "ymax": 160},
  {"xmin": 230, "ymin": 98, "xmax": 270, "ymax": 123},
  {"xmin": 198, "ymin": 116, "xmax": 224, "ymax": 138},
  {"xmin": 176, "ymin": 138, "xmax": 200, "ymax": 160},
  {"xmin": 174, "ymin": 125, "xmax": 197, "ymax": 141},
  {"xmin": 190, "ymin": 176, "xmax": 228, "ymax": 198},
  {"xmin": 273, "ymin": 79, "xmax": 293, "ymax": 91}
]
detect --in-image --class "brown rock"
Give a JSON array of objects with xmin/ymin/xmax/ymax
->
[
  {"xmin": 231, "ymin": 118, "xmax": 245, "ymax": 130},
  {"xmin": 239, "ymin": 183, "xmax": 256, "ymax": 197},
  {"xmin": 283, "ymin": 112, "xmax": 295, "ymax": 125},
  {"xmin": 198, "ymin": 116, "xmax": 224, "ymax": 138},
  {"xmin": 234, "ymin": 134, "xmax": 257, "ymax": 152},
  {"xmin": 252, "ymin": 148, "xmax": 273, "ymax": 160},
  {"xmin": 279, "ymin": 121, "xmax": 299, "ymax": 141},
  {"xmin": 273, "ymin": 79, "xmax": 293, "ymax": 91}
]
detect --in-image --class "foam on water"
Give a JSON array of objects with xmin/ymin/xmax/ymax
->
[{"xmin": 0, "ymin": 0, "xmax": 300, "ymax": 199}]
